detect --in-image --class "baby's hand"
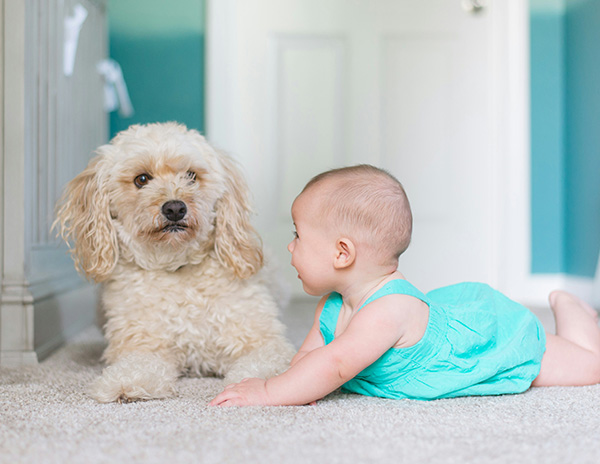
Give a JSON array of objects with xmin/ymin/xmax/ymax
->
[{"xmin": 209, "ymin": 378, "xmax": 271, "ymax": 407}]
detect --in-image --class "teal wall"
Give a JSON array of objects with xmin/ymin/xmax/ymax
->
[
  {"xmin": 564, "ymin": 0, "xmax": 600, "ymax": 276},
  {"xmin": 530, "ymin": 0, "xmax": 566, "ymax": 274},
  {"xmin": 108, "ymin": 0, "xmax": 206, "ymax": 138},
  {"xmin": 530, "ymin": 0, "xmax": 600, "ymax": 277}
]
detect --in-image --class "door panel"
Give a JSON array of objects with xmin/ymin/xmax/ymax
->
[{"xmin": 273, "ymin": 36, "xmax": 346, "ymax": 220}]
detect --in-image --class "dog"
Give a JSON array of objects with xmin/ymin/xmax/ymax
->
[{"xmin": 54, "ymin": 122, "xmax": 296, "ymax": 403}]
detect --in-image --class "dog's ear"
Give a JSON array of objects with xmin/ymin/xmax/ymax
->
[
  {"xmin": 53, "ymin": 152, "xmax": 118, "ymax": 282},
  {"xmin": 213, "ymin": 154, "xmax": 264, "ymax": 279}
]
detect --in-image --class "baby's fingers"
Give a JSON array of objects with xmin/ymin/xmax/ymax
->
[
  {"xmin": 209, "ymin": 389, "xmax": 239, "ymax": 406},
  {"xmin": 217, "ymin": 398, "xmax": 245, "ymax": 407},
  {"xmin": 222, "ymin": 378, "xmax": 250, "ymax": 390}
]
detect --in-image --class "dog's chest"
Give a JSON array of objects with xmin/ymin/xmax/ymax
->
[
  {"xmin": 101, "ymin": 261, "xmax": 278, "ymax": 376},
  {"xmin": 102, "ymin": 264, "xmax": 243, "ymax": 342}
]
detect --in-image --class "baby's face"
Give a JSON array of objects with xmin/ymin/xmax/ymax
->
[{"xmin": 288, "ymin": 191, "xmax": 338, "ymax": 296}]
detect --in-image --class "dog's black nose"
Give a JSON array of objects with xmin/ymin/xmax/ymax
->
[{"xmin": 162, "ymin": 200, "xmax": 187, "ymax": 222}]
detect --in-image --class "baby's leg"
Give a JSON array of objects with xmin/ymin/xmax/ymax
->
[
  {"xmin": 532, "ymin": 291, "xmax": 600, "ymax": 387},
  {"xmin": 548, "ymin": 290, "xmax": 600, "ymax": 351}
]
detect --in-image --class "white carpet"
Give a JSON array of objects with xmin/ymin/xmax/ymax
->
[{"xmin": 1, "ymin": 300, "xmax": 599, "ymax": 464}]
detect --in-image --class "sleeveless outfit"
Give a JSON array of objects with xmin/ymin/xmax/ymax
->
[{"xmin": 319, "ymin": 280, "xmax": 546, "ymax": 400}]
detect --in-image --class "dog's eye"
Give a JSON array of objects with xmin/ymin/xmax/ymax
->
[
  {"xmin": 186, "ymin": 171, "xmax": 197, "ymax": 182},
  {"xmin": 134, "ymin": 173, "xmax": 153, "ymax": 188}
]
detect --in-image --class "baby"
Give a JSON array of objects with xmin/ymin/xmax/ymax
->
[{"xmin": 210, "ymin": 164, "xmax": 600, "ymax": 406}]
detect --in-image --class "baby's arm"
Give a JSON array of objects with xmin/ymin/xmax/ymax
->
[
  {"xmin": 290, "ymin": 296, "xmax": 327, "ymax": 367},
  {"xmin": 210, "ymin": 295, "xmax": 408, "ymax": 406}
]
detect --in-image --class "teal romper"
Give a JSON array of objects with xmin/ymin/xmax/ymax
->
[{"xmin": 319, "ymin": 280, "xmax": 546, "ymax": 400}]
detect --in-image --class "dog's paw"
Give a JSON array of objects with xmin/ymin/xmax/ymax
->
[
  {"xmin": 89, "ymin": 352, "xmax": 179, "ymax": 403},
  {"xmin": 223, "ymin": 338, "xmax": 296, "ymax": 384}
]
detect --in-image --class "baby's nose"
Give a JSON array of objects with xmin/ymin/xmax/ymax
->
[{"xmin": 287, "ymin": 240, "xmax": 294, "ymax": 253}]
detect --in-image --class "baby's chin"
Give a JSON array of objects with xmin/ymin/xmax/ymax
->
[{"xmin": 300, "ymin": 281, "xmax": 327, "ymax": 297}]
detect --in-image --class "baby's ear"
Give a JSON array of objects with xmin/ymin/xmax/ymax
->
[{"xmin": 334, "ymin": 238, "xmax": 356, "ymax": 269}]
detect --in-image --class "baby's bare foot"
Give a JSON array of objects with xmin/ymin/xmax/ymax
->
[{"xmin": 549, "ymin": 290, "xmax": 599, "ymax": 322}]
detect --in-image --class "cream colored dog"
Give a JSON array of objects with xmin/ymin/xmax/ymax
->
[{"xmin": 55, "ymin": 122, "xmax": 295, "ymax": 403}]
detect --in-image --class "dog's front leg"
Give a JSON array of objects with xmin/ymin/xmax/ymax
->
[
  {"xmin": 223, "ymin": 336, "xmax": 296, "ymax": 385},
  {"xmin": 89, "ymin": 351, "xmax": 179, "ymax": 403}
]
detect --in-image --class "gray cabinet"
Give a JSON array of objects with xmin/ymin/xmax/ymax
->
[{"xmin": 1, "ymin": 0, "xmax": 107, "ymax": 365}]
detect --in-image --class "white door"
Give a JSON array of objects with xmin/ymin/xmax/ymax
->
[{"xmin": 207, "ymin": 0, "xmax": 528, "ymax": 298}]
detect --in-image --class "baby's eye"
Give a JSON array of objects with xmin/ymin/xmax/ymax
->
[{"xmin": 292, "ymin": 230, "xmax": 299, "ymax": 239}]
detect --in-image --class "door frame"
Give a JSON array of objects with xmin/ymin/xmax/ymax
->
[
  {"xmin": 488, "ymin": 1, "xmax": 596, "ymax": 305},
  {"xmin": 205, "ymin": 0, "xmax": 594, "ymax": 306}
]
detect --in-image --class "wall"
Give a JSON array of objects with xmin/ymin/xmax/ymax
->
[
  {"xmin": 530, "ymin": 0, "xmax": 566, "ymax": 274},
  {"xmin": 564, "ymin": 0, "xmax": 600, "ymax": 277},
  {"xmin": 530, "ymin": 0, "xmax": 600, "ymax": 278},
  {"xmin": 108, "ymin": 0, "xmax": 206, "ymax": 138},
  {"xmin": 108, "ymin": 0, "xmax": 599, "ymax": 280}
]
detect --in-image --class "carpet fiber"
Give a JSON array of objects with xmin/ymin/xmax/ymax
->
[{"xmin": 1, "ymin": 301, "xmax": 599, "ymax": 463}]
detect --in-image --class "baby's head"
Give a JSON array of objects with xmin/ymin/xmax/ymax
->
[{"xmin": 296, "ymin": 164, "xmax": 412, "ymax": 267}]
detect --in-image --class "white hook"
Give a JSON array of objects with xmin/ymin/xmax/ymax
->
[
  {"xmin": 461, "ymin": 0, "xmax": 486, "ymax": 14},
  {"xmin": 97, "ymin": 59, "xmax": 134, "ymax": 117}
]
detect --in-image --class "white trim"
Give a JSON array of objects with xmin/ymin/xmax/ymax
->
[
  {"xmin": 0, "ymin": 351, "xmax": 38, "ymax": 367},
  {"xmin": 205, "ymin": 0, "xmax": 239, "ymax": 154},
  {"xmin": 512, "ymin": 274, "xmax": 596, "ymax": 308},
  {"xmin": 491, "ymin": 0, "xmax": 538, "ymax": 304},
  {"xmin": 2, "ymin": 0, "xmax": 30, "ymax": 361},
  {"xmin": 594, "ymin": 256, "xmax": 600, "ymax": 308}
]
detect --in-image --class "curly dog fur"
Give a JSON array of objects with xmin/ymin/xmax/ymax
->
[{"xmin": 54, "ymin": 122, "xmax": 295, "ymax": 403}]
